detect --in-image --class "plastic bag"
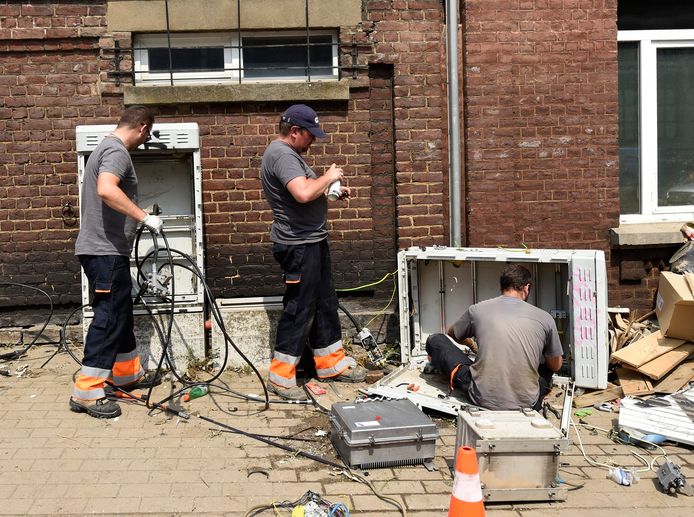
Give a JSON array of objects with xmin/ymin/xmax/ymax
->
[{"xmin": 607, "ymin": 467, "xmax": 639, "ymax": 486}]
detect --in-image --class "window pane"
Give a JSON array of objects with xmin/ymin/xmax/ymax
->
[
  {"xmin": 618, "ymin": 42, "xmax": 640, "ymax": 214},
  {"xmin": 242, "ymin": 35, "xmax": 333, "ymax": 78},
  {"xmin": 657, "ymin": 47, "xmax": 694, "ymax": 207},
  {"xmin": 148, "ymin": 47, "xmax": 225, "ymax": 73}
]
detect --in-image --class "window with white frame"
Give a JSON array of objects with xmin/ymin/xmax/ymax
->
[
  {"xmin": 133, "ymin": 31, "xmax": 338, "ymax": 85},
  {"xmin": 618, "ymin": 29, "xmax": 694, "ymax": 223}
]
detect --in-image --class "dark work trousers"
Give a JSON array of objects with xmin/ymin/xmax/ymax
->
[
  {"xmin": 425, "ymin": 333, "xmax": 473, "ymax": 393},
  {"xmin": 272, "ymin": 239, "xmax": 342, "ymax": 360},
  {"xmin": 79, "ymin": 255, "xmax": 137, "ymax": 370},
  {"xmin": 425, "ymin": 333, "xmax": 554, "ymax": 411}
]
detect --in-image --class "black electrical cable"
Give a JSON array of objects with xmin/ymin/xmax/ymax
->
[
  {"xmin": 338, "ymin": 302, "xmax": 362, "ymax": 333},
  {"xmin": 134, "ymin": 244, "xmax": 270, "ymax": 408},
  {"xmin": 197, "ymin": 412, "xmax": 346, "ymax": 470},
  {"xmin": 132, "ymin": 227, "xmax": 176, "ymax": 408},
  {"xmin": 0, "ymin": 282, "xmax": 53, "ymax": 361},
  {"xmin": 49, "ymin": 224, "xmax": 270, "ymax": 411},
  {"xmin": 211, "ymin": 427, "xmax": 325, "ymax": 442},
  {"xmin": 133, "ymin": 226, "xmax": 269, "ymax": 409},
  {"xmin": 208, "ymin": 382, "xmax": 311, "ymax": 405},
  {"xmin": 40, "ymin": 302, "xmax": 88, "ymax": 368}
]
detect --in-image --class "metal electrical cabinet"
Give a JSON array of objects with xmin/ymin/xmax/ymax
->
[
  {"xmin": 76, "ymin": 123, "xmax": 205, "ymax": 369},
  {"xmin": 367, "ymin": 246, "xmax": 608, "ymax": 414},
  {"xmin": 455, "ymin": 408, "xmax": 569, "ymax": 502}
]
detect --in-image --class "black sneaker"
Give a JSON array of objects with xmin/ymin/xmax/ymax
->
[{"xmin": 69, "ymin": 397, "xmax": 122, "ymax": 419}]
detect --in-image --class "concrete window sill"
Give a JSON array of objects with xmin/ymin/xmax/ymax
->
[
  {"xmin": 609, "ymin": 222, "xmax": 688, "ymax": 247},
  {"xmin": 123, "ymin": 81, "xmax": 350, "ymax": 105}
]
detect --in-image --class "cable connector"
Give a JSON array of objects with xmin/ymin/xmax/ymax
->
[
  {"xmin": 146, "ymin": 266, "xmax": 173, "ymax": 298},
  {"xmin": 357, "ymin": 327, "xmax": 385, "ymax": 365},
  {"xmin": 657, "ymin": 461, "xmax": 694, "ymax": 496}
]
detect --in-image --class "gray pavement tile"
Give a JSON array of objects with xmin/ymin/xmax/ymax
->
[
  {"xmin": 26, "ymin": 497, "xmax": 88, "ymax": 515},
  {"xmin": 2, "ymin": 348, "xmax": 693, "ymax": 516}
]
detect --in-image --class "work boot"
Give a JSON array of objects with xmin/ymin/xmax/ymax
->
[
  {"xmin": 267, "ymin": 380, "xmax": 306, "ymax": 401},
  {"xmin": 69, "ymin": 397, "xmax": 122, "ymax": 419},
  {"xmin": 105, "ymin": 371, "xmax": 163, "ymax": 396},
  {"xmin": 329, "ymin": 358, "xmax": 367, "ymax": 383}
]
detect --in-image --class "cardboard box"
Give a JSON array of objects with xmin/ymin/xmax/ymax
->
[{"xmin": 655, "ymin": 272, "xmax": 694, "ymax": 341}]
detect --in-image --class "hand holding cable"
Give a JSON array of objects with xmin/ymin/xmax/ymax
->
[{"xmin": 141, "ymin": 214, "xmax": 163, "ymax": 234}]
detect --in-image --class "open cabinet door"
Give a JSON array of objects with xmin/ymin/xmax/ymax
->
[{"xmin": 368, "ymin": 247, "xmax": 608, "ymax": 415}]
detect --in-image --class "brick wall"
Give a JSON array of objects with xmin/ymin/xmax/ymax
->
[
  {"xmin": 463, "ymin": 0, "xmax": 622, "ymax": 299},
  {"xmin": 0, "ymin": 1, "xmax": 111, "ymax": 306},
  {"xmin": 1, "ymin": 0, "xmax": 450, "ymax": 306},
  {"xmin": 3, "ymin": 0, "xmax": 658, "ymax": 314},
  {"xmin": 365, "ymin": 0, "xmax": 447, "ymax": 247}
]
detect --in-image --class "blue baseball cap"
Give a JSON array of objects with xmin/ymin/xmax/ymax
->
[{"xmin": 281, "ymin": 104, "xmax": 326, "ymax": 138}]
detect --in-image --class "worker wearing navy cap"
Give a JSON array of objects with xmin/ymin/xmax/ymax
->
[{"xmin": 261, "ymin": 104, "xmax": 367, "ymax": 400}]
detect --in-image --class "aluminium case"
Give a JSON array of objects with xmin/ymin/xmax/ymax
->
[
  {"xmin": 455, "ymin": 408, "xmax": 569, "ymax": 502},
  {"xmin": 330, "ymin": 399, "xmax": 438, "ymax": 469}
]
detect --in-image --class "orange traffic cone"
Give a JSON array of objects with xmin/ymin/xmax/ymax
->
[{"xmin": 448, "ymin": 446, "xmax": 485, "ymax": 517}]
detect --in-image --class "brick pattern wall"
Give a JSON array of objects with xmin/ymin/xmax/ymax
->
[
  {"xmin": 0, "ymin": 1, "xmax": 111, "ymax": 306},
  {"xmin": 186, "ymin": 101, "xmax": 385, "ymax": 297},
  {"xmin": 463, "ymin": 0, "xmax": 622, "ymax": 300},
  {"xmin": 3, "ymin": 0, "xmax": 654, "ymax": 314},
  {"xmin": 365, "ymin": 0, "xmax": 447, "ymax": 247},
  {"xmin": 608, "ymin": 245, "xmax": 684, "ymax": 315},
  {"xmin": 1, "ymin": 0, "xmax": 450, "ymax": 305}
]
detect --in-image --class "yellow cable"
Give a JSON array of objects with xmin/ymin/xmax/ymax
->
[
  {"xmin": 335, "ymin": 270, "xmax": 397, "ymax": 292},
  {"xmin": 363, "ymin": 275, "xmax": 398, "ymax": 330}
]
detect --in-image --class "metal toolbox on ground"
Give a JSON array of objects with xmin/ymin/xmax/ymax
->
[
  {"xmin": 455, "ymin": 408, "xmax": 569, "ymax": 502},
  {"xmin": 330, "ymin": 399, "xmax": 438, "ymax": 469}
]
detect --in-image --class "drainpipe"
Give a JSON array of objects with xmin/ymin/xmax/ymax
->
[{"xmin": 446, "ymin": 0, "xmax": 462, "ymax": 247}]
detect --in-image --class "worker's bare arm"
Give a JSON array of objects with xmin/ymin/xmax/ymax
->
[
  {"xmin": 544, "ymin": 355, "xmax": 563, "ymax": 372},
  {"xmin": 97, "ymin": 172, "xmax": 148, "ymax": 222},
  {"xmin": 286, "ymin": 163, "xmax": 343, "ymax": 203}
]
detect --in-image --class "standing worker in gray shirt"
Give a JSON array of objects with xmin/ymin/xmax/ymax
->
[
  {"xmin": 261, "ymin": 104, "xmax": 367, "ymax": 400},
  {"xmin": 71, "ymin": 105, "xmax": 163, "ymax": 419},
  {"xmin": 426, "ymin": 264, "xmax": 563, "ymax": 410}
]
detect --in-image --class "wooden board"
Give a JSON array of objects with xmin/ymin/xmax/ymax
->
[
  {"xmin": 573, "ymin": 384, "xmax": 624, "ymax": 408},
  {"xmin": 610, "ymin": 330, "xmax": 686, "ymax": 368},
  {"xmin": 630, "ymin": 343, "xmax": 694, "ymax": 380},
  {"xmin": 615, "ymin": 367, "xmax": 654, "ymax": 396},
  {"xmin": 653, "ymin": 361, "xmax": 694, "ymax": 394},
  {"xmin": 684, "ymin": 273, "xmax": 694, "ymax": 297}
]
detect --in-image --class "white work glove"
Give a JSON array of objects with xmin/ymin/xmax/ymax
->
[{"xmin": 141, "ymin": 214, "xmax": 163, "ymax": 234}]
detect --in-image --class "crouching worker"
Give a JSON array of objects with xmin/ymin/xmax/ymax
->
[
  {"xmin": 426, "ymin": 264, "xmax": 563, "ymax": 411},
  {"xmin": 71, "ymin": 105, "xmax": 163, "ymax": 419},
  {"xmin": 261, "ymin": 104, "xmax": 366, "ymax": 400}
]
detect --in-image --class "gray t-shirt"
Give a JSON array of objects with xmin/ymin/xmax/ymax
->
[
  {"xmin": 261, "ymin": 139, "xmax": 328, "ymax": 244},
  {"xmin": 75, "ymin": 135, "xmax": 139, "ymax": 257},
  {"xmin": 451, "ymin": 295, "xmax": 563, "ymax": 410}
]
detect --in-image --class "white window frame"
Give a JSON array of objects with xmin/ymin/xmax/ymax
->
[
  {"xmin": 134, "ymin": 32, "xmax": 237, "ymax": 85},
  {"xmin": 133, "ymin": 30, "xmax": 338, "ymax": 86},
  {"xmin": 240, "ymin": 30, "xmax": 338, "ymax": 83},
  {"xmin": 618, "ymin": 29, "xmax": 694, "ymax": 224}
]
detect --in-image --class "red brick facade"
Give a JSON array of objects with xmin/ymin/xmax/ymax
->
[{"xmin": 0, "ymin": 1, "xmax": 657, "ymax": 313}]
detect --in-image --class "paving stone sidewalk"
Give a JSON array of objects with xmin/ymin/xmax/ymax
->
[{"xmin": 0, "ymin": 346, "xmax": 692, "ymax": 516}]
